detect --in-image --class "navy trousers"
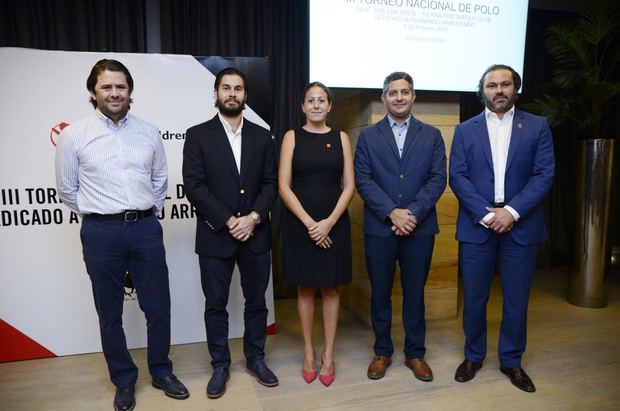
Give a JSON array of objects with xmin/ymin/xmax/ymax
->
[
  {"xmin": 460, "ymin": 233, "xmax": 538, "ymax": 368},
  {"xmin": 365, "ymin": 234, "xmax": 434, "ymax": 359},
  {"xmin": 198, "ymin": 244, "xmax": 271, "ymax": 369},
  {"xmin": 80, "ymin": 214, "xmax": 173, "ymax": 388}
]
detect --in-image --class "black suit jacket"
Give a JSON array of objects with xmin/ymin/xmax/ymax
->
[{"xmin": 182, "ymin": 115, "xmax": 277, "ymax": 257}]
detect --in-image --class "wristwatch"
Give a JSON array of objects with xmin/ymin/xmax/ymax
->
[{"xmin": 250, "ymin": 211, "xmax": 261, "ymax": 225}]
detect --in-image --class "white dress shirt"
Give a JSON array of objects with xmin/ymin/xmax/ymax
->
[
  {"xmin": 55, "ymin": 109, "xmax": 168, "ymax": 216},
  {"xmin": 481, "ymin": 106, "xmax": 520, "ymax": 225},
  {"xmin": 218, "ymin": 113, "xmax": 243, "ymax": 173}
]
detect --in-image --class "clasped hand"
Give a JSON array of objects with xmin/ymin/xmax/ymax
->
[
  {"xmin": 227, "ymin": 215, "xmax": 256, "ymax": 241},
  {"xmin": 390, "ymin": 208, "xmax": 417, "ymax": 236},
  {"xmin": 485, "ymin": 207, "xmax": 515, "ymax": 233},
  {"xmin": 307, "ymin": 219, "xmax": 333, "ymax": 249}
]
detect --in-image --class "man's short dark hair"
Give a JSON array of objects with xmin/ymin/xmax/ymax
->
[
  {"xmin": 477, "ymin": 64, "xmax": 522, "ymax": 102},
  {"xmin": 382, "ymin": 72, "xmax": 414, "ymax": 95},
  {"xmin": 301, "ymin": 81, "xmax": 333, "ymax": 104},
  {"xmin": 86, "ymin": 59, "xmax": 134, "ymax": 109},
  {"xmin": 214, "ymin": 67, "xmax": 248, "ymax": 92}
]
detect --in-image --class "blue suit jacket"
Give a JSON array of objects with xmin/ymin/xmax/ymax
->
[
  {"xmin": 354, "ymin": 115, "xmax": 447, "ymax": 237},
  {"xmin": 449, "ymin": 110, "xmax": 555, "ymax": 245}
]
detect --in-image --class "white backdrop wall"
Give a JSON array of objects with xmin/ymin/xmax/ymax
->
[{"xmin": 0, "ymin": 48, "xmax": 276, "ymax": 358}]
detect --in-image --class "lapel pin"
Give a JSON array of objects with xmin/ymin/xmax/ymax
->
[{"xmin": 517, "ymin": 122, "xmax": 523, "ymax": 129}]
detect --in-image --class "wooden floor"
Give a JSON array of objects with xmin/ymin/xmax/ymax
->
[{"xmin": 2, "ymin": 267, "xmax": 619, "ymax": 410}]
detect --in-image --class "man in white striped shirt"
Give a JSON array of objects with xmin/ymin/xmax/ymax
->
[{"xmin": 55, "ymin": 59, "xmax": 188, "ymax": 411}]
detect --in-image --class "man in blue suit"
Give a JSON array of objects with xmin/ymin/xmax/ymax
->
[
  {"xmin": 355, "ymin": 72, "xmax": 447, "ymax": 382},
  {"xmin": 450, "ymin": 65, "xmax": 555, "ymax": 392}
]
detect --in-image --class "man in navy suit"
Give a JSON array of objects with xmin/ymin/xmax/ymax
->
[
  {"xmin": 355, "ymin": 72, "xmax": 447, "ymax": 382},
  {"xmin": 182, "ymin": 67, "xmax": 278, "ymax": 399},
  {"xmin": 450, "ymin": 65, "xmax": 555, "ymax": 392}
]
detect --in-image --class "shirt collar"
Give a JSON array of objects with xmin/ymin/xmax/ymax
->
[
  {"xmin": 387, "ymin": 113, "xmax": 411, "ymax": 128},
  {"xmin": 485, "ymin": 105, "xmax": 515, "ymax": 122},
  {"xmin": 218, "ymin": 112, "xmax": 243, "ymax": 135},
  {"xmin": 95, "ymin": 108, "xmax": 129, "ymax": 128}
]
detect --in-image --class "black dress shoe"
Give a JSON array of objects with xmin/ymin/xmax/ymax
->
[
  {"xmin": 152, "ymin": 374, "xmax": 190, "ymax": 399},
  {"xmin": 207, "ymin": 367, "xmax": 230, "ymax": 399},
  {"xmin": 246, "ymin": 360, "xmax": 279, "ymax": 387},
  {"xmin": 500, "ymin": 366, "xmax": 536, "ymax": 393},
  {"xmin": 114, "ymin": 386, "xmax": 135, "ymax": 411},
  {"xmin": 455, "ymin": 359, "xmax": 483, "ymax": 382}
]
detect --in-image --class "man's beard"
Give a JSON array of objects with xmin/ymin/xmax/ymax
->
[
  {"xmin": 216, "ymin": 98, "xmax": 245, "ymax": 116},
  {"xmin": 485, "ymin": 93, "xmax": 516, "ymax": 114}
]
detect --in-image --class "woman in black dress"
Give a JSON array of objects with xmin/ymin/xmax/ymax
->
[{"xmin": 279, "ymin": 82, "xmax": 354, "ymax": 386}]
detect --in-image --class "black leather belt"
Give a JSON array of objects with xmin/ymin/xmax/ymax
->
[
  {"xmin": 494, "ymin": 202, "xmax": 505, "ymax": 208},
  {"xmin": 86, "ymin": 209, "xmax": 153, "ymax": 222}
]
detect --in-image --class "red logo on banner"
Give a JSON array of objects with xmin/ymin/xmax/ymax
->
[{"xmin": 50, "ymin": 122, "xmax": 70, "ymax": 147}]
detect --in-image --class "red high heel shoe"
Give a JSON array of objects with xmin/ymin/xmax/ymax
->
[
  {"xmin": 302, "ymin": 368, "xmax": 318, "ymax": 383},
  {"xmin": 319, "ymin": 352, "xmax": 335, "ymax": 387},
  {"xmin": 302, "ymin": 351, "xmax": 317, "ymax": 383}
]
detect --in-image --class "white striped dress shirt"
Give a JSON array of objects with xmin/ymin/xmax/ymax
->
[{"xmin": 55, "ymin": 109, "xmax": 168, "ymax": 216}]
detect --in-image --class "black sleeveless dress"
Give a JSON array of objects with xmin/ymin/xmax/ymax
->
[{"xmin": 282, "ymin": 128, "xmax": 352, "ymax": 287}]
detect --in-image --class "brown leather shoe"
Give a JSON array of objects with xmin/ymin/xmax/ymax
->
[
  {"xmin": 367, "ymin": 355, "xmax": 392, "ymax": 380},
  {"xmin": 405, "ymin": 358, "xmax": 433, "ymax": 382}
]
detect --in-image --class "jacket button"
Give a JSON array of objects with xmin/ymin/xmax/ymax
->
[{"xmin": 240, "ymin": 189, "xmax": 245, "ymax": 194}]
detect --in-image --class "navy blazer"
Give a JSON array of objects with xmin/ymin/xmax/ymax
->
[
  {"xmin": 182, "ymin": 115, "xmax": 277, "ymax": 257},
  {"xmin": 449, "ymin": 110, "xmax": 555, "ymax": 245},
  {"xmin": 354, "ymin": 115, "xmax": 447, "ymax": 237}
]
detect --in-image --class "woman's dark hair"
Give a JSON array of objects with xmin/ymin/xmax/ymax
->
[{"xmin": 302, "ymin": 81, "xmax": 332, "ymax": 103}]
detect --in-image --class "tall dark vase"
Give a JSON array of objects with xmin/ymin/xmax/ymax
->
[{"xmin": 567, "ymin": 139, "xmax": 616, "ymax": 308}]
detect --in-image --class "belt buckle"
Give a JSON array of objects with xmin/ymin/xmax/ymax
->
[{"xmin": 124, "ymin": 211, "xmax": 138, "ymax": 222}]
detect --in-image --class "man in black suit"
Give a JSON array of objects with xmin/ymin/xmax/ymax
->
[{"xmin": 182, "ymin": 67, "xmax": 278, "ymax": 399}]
